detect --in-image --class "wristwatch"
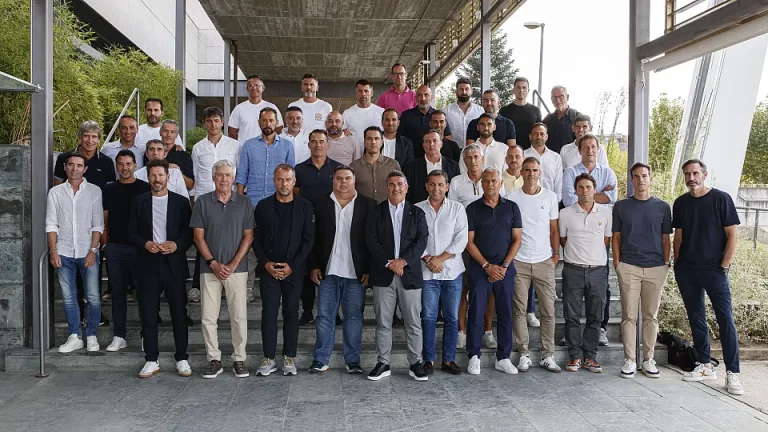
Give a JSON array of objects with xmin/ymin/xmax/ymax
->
[
  {"xmin": 90, "ymin": 247, "xmax": 98, "ymax": 254},
  {"xmin": 502, "ymin": 262, "xmax": 510, "ymax": 269},
  {"xmin": 722, "ymin": 265, "xmax": 731, "ymax": 275},
  {"xmin": 206, "ymin": 258, "xmax": 216, "ymax": 266}
]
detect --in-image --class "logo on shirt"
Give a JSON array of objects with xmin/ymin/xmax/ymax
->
[
  {"xmin": 540, "ymin": 206, "xmax": 544, "ymax": 209},
  {"xmin": 315, "ymin": 113, "xmax": 323, "ymax": 121},
  {"xmin": 598, "ymin": 222, "xmax": 603, "ymax": 226}
]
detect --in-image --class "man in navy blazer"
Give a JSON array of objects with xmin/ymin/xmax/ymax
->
[
  {"xmin": 403, "ymin": 129, "xmax": 460, "ymax": 203},
  {"xmin": 252, "ymin": 164, "xmax": 315, "ymax": 377},
  {"xmin": 128, "ymin": 159, "xmax": 193, "ymax": 379},
  {"xmin": 365, "ymin": 170, "xmax": 429, "ymax": 382}
]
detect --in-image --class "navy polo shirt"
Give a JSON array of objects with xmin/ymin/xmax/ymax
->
[
  {"xmin": 466, "ymin": 114, "xmax": 517, "ymax": 144},
  {"xmin": 398, "ymin": 106, "xmax": 452, "ymax": 152},
  {"xmin": 294, "ymin": 157, "xmax": 343, "ymax": 202},
  {"xmin": 54, "ymin": 150, "xmax": 116, "ymax": 190},
  {"xmin": 466, "ymin": 197, "xmax": 523, "ymax": 264}
]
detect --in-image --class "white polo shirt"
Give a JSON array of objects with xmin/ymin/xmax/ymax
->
[
  {"xmin": 558, "ymin": 202, "xmax": 612, "ymax": 266},
  {"xmin": 507, "ymin": 187, "xmax": 559, "ymax": 263},
  {"xmin": 228, "ymin": 99, "xmax": 283, "ymax": 143},
  {"xmin": 560, "ymin": 141, "xmax": 609, "ymax": 170},
  {"xmin": 524, "ymin": 146, "xmax": 563, "ymax": 202},
  {"xmin": 443, "ymin": 102, "xmax": 484, "ymax": 147},
  {"xmin": 288, "ymin": 98, "xmax": 333, "ymax": 132},
  {"xmin": 447, "ymin": 173, "xmax": 506, "ymax": 208},
  {"xmin": 459, "ymin": 140, "xmax": 507, "ymax": 174}
]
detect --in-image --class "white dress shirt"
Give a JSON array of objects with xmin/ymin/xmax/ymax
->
[
  {"xmin": 281, "ymin": 129, "xmax": 311, "ymax": 165},
  {"xmin": 191, "ymin": 135, "xmax": 241, "ymax": 197},
  {"xmin": 152, "ymin": 195, "xmax": 169, "ymax": 243},
  {"xmin": 447, "ymin": 173, "xmax": 507, "ymax": 208},
  {"xmin": 326, "ymin": 193, "xmax": 358, "ymax": 279},
  {"xmin": 559, "ymin": 202, "xmax": 613, "ymax": 266},
  {"xmin": 459, "ymin": 140, "xmax": 507, "ymax": 174},
  {"xmin": 101, "ymin": 140, "xmax": 145, "ymax": 176},
  {"xmin": 524, "ymin": 146, "xmax": 563, "ymax": 202},
  {"xmin": 443, "ymin": 102, "xmax": 484, "ymax": 147},
  {"xmin": 416, "ymin": 198, "xmax": 468, "ymax": 280},
  {"xmin": 45, "ymin": 179, "xmax": 104, "ymax": 259},
  {"xmin": 560, "ymin": 141, "xmax": 609, "ymax": 170},
  {"xmin": 134, "ymin": 166, "xmax": 190, "ymax": 200},
  {"xmin": 388, "ymin": 200, "xmax": 405, "ymax": 260}
]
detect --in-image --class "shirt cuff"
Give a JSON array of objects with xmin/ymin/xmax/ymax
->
[
  {"xmin": 90, "ymin": 226, "xmax": 104, "ymax": 234},
  {"xmin": 45, "ymin": 226, "xmax": 58, "ymax": 233}
]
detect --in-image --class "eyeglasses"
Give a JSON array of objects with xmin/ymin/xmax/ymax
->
[{"xmin": 391, "ymin": 72, "xmax": 406, "ymax": 76}]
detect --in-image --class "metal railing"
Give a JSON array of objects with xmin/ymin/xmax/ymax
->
[
  {"xmin": 735, "ymin": 206, "xmax": 767, "ymax": 251},
  {"xmin": 531, "ymin": 89, "xmax": 552, "ymax": 115},
  {"xmin": 36, "ymin": 245, "xmax": 49, "ymax": 378},
  {"xmin": 103, "ymin": 88, "xmax": 140, "ymax": 144}
]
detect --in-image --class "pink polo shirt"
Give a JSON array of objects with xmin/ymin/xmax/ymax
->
[{"xmin": 376, "ymin": 86, "xmax": 417, "ymax": 116}]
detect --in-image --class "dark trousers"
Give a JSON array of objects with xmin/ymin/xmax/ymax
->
[
  {"xmin": 137, "ymin": 258, "xmax": 189, "ymax": 362},
  {"xmin": 260, "ymin": 273, "xmax": 302, "ymax": 358},
  {"xmin": 527, "ymin": 284, "xmax": 536, "ymax": 313},
  {"xmin": 601, "ymin": 245, "xmax": 611, "ymax": 329},
  {"xmin": 674, "ymin": 262, "xmax": 740, "ymax": 373},
  {"xmin": 192, "ymin": 251, "xmax": 201, "ymax": 289},
  {"xmin": 466, "ymin": 262, "xmax": 515, "ymax": 360},
  {"xmin": 104, "ymin": 243, "xmax": 137, "ymax": 339},
  {"xmin": 562, "ymin": 263, "xmax": 607, "ymax": 360},
  {"xmin": 301, "ymin": 275, "xmax": 316, "ymax": 316}
]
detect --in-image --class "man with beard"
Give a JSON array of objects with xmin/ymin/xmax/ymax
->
[
  {"xmin": 542, "ymin": 85, "xmax": 581, "ymax": 154},
  {"xmin": 280, "ymin": 106, "xmax": 311, "ymax": 165},
  {"xmin": 289, "ymin": 73, "xmax": 333, "ymax": 132},
  {"xmin": 325, "ymin": 111, "xmax": 361, "ymax": 166},
  {"xmin": 559, "ymin": 115, "xmax": 608, "ymax": 170},
  {"xmin": 129, "ymin": 159, "xmax": 193, "ymax": 378},
  {"xmin": 136, "ymin": 98, "xmax": 183, "ymax": 147},
  {"xmin": 499, "ymin": 77, "xmax": 542, "ymax": 150},
  {"xmin": 398, "ymin": 85, "xmax": 453, "ymax": 159},
  {"xmin": 135, "ymin": 140, "xmax": 190, "ymax": 200},
  {"xmin": 236, "ymin": 107, "xmax": 295, "ymax": 206},
  {"xmin": 252, "ymin": 164, "xmax": 315, "ymax": 377},
  {"xmin": 429, "ymin": 111, "xmax": 462, "ymax": 162},
  {"xmin": 349, "ymin": 127, "xmax": 401, "ymax": 203},
  {"xmin": 465, "ymin": 90, "xmax": 516, "ymax": 147},
  {"xmin": 376, "ymin": 63, "xmax": 417, "ymax": 115},
  {"xmin": 444, "ymin": 78, "xmax": 484, "ymax": 148},
  {"xmin": 502, "ymin": 145, "xmax": 525, "ymax": 193},
  {"xmin": 102, "ymin": 115, "xmax": 145, "ymax": 176},
  {"xmin": 343, "ymin": 79, "xmax": 385, "ymax": 152},
  {"xmin": 381, "ymin": 108, "xmax": 415, "ymax": 168},
  {"xmin": 156, "ymin": 120, "xmax": 194, "ymax": 191},
  {"xmin": 228, "ymin": 74, "xmax": 283, "ymax": 142},
  {"xmin": 524, "ymin": 123, "xmax": 563, "ymax": 203},
  {"xmin": 459, "ymin": 114, "xmax": 507, "ymax": 174}
]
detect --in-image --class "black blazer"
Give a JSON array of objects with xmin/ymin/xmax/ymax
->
[
  {"xmin": 252, "ymin": 194, "xmax": 315, "ymax": 276},
  {"xmin": 395, "ymin": 135, "xmax": 415, "ymax": 169},
  {"xmin": 441, "ymin": 138, "xmax": 462, "ymax": 162},
  {"xmin": 403, "ymin": 157, "xmax": 460, "ymax": 204},
  {"xmin": 128, "ymin": 191, "xmax": 193, "ymax": 282},
  {"xmin": 310, "ymin": 194, "xmax": 376, "ymax": 281},
  {"xmin": 366, "ymin": 200, "xmax": 428, "ymax": 289}
]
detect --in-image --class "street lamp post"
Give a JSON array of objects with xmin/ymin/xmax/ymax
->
[{"xmin": 525, "ymin": 22, "xmax": 545, "ymax": 108}]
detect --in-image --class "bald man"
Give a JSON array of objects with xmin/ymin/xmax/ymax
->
[
  {"xmin": 398, "ymin": 85, "xmax": 452, "ymax": 154},
  {"xmin": 325, "ymin": 111, "xmax": 361, "ymax": 166}
]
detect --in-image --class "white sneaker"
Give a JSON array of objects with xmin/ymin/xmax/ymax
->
[
  {"xmin": 539, "ymin": 356, "xmax": 561, "ymax": 372},
  {"xmin": 246, "ymin": 288, "xmax": 254, "ymax": 303},
  {"xmin": 139, "ymin": 361, "xmax": 160, "ymax": 378},
  {"xmin": 517, "ymin": 354, "xmax": 532, "ymax": 372},
  {"xmin": 106, "ymin": 336, "xmax": 127, "ymax": 352},
  {"xmin": 526, "ymin": 313, "xmax": 540, "ymax": 327},
  {"xmin": 483, "ymin": 331, "xmax": 498, "ymax": 349},
  {"xmin": 58, "ymin": 334, "xmax": 84, "ymax": 353},
  {"xmin": 495, "ymin": 358, "xmax": 518, "ymax": 375},
  {"xmin": 457, "ymin": 331, "xmax": 466, "ymax": 349},
  {"xmin": 621, "ymin": 358, "xmax": 637, "ymax": 379},
  {"xmin": 86, "ymin": 336, "xmax": 100, "ymax": 352},
  {"xmin": 468, "ymin": 355, "xmax": 481, "ymax": 375},
  {"xmin": 683, "ymin": 363, "xmax": 717, "ymax": 382},
  {"xmin": 598, "ymin": 328, "xmax": 610, "ymax": 346},
  {"xmin": 642, "ymin": 359, "xmax": 660, "ymax": 378},
  {"xmin": 176, "ymin": 360, "xmax": 192, "ymax": 377},
  {"xmin": 726, "ymin": 371, "xmax": 744, "ymax": 395},
  {"xmin": 188, "ymin": 288, "xmax": 201, "ymax": 302}
]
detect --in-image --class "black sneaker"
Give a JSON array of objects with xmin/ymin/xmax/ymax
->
[
  {"xmin": 367, "ymin": 362, "xmax": 391, "ymax": 381},
  {"xmin": 423, "ymin": 361, "xmax": 434, "ymax": 376},
  {"xmin": 203, "ymin": 360, "xmax": 223, "ymax": 379},
  {"xmin": 233, "ymin": 361, "xmax": 249, "ymax": 378},
  {"xmin": 441, "ymin": 361, "xmax": 462, "ymax": 375},
  {"xmin": 345, "ymin": 363, "xmax": 363, "ymax": 374},
  {"xmin": 299, "ymin": 313, "xmax": 315, "ymax": 326},
  {"xmin": 309, "ymin": 360, "xmax": 329, "ymax": 374},
  {"xmin": 409, "ymin": 362, "xmax": 428, "ymax": 381},
  {"xmin": 99, "ymin": 315, "xmax": 110, "ymax": 327},
  {"xmin": 336, "ymin": 314, "xmax": 343, "ymax": 326}
]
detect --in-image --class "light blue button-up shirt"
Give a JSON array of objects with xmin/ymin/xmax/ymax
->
[
  {"xmin": 562, "ymin": 162, "xmax": 617, "ymax": 207},
  {"xmin": 235, "ymin": 135, "xmax": 295, "ymax": 205}
]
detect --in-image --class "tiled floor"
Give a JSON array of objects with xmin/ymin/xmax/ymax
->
[{"xmin": 0, "ymin": 364, "xmax": 766, "ymax": 431}]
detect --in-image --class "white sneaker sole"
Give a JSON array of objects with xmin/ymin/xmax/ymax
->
[
  {"xmin": 58, "ymin": 344, "xmax": 84, "ymax": 354},
  {"xmin": 283, "ymin": 368, "xmax": 297, "ymax": 376},
  {"xmin": 177, "ymin": 369, "xmax": 192, "ymax": 377},
  {"xmin": 727, "ymin": 387, "xmax": 745, "ymax": 395},
  {"xmin": 409, "ymin": 371, "xmax": 428, "ymax": 381},
  {"xmin": 257, "ymin": 366, "xmax": 278, "ymax": 377},
  {"xmin": 87, "ymin": 345, "xmax": 100, "ymax": 352},
  {"xmin": 203, "ymin": 369, "xmax": 224, "ymax": 379},
  {"xmin": 643, "ymin": 370, "xmax": 660, "ymax": 378},
  {"xmin": 683, "ymin": 374, "xmax": 717, "ymax": 382},
  {"xmin": 540, "ymin": 363, "xmax": 562, "ymax": 373},
  {"xmin": 495, "ymin": 364, "xmax": 518, "ymax": 375},
  {"xmin": 139, "ymin": 369, "xmax": 160, "ymax": 378},
  {"xmin": 621, "ymin": 371, "xmax": 636, "ymax": 379},
  {"xmin": 367, "ymin": 370, "xmax": 391, "ymax": 381},
  {"xmin": 106, "ymin": 343, "xmax": 127, "ymax": 352}
]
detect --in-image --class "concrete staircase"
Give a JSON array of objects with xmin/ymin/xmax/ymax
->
[{"xmin": 4, "ymin": 250, "xmax": 668, "ymax": 372}]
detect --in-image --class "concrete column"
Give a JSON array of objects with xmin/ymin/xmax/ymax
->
[
  {"xmin": 481, "ymin": 0, "xmax": 491, "ymax": 92},
  {"xmin": 427, "ymin": 42, "xmax": 436, "ymax": 92},
  {"xmin": 628, "ymin": 0, "xmax": 650, "ymax": 195},
  {"xmin": 223, "ymin": 39, "xmax": 231, "ymax": 128},
  {"xmin": 175, "ymin": 0, "xmax": 186, "ymax": 141},
  {"xmin": 186, "ymin": 93, "xmax": 197, "ymax": 135}
]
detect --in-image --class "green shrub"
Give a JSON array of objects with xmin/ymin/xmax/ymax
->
[{"xmin": 185, "ymin": 127, "xmax": 207, "ymax": 152}]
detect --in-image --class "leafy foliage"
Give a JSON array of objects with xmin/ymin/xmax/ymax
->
[
  {"xmin": 648, "ymin": 94, "xmax": 684, "ymax": 175},
  {"xmin": 741, "ymin": 98, "xmax": 768, "ymax": 184},
  {"xmin": 185, "ymin": 127, "xmax": 207, "ymax": 152},
  {"xmin": 455, "ymin": 31, "xmax": 519, "ymax": 106}
]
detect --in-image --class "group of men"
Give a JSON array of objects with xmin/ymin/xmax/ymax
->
[{"xmin": 44, "ymin": 65, "xmax": 744, "ymax": 395}]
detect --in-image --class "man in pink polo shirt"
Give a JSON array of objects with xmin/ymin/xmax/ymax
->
[{"xmin": 376, "ymin": 63, "xmax": 417, "ymax": 116}]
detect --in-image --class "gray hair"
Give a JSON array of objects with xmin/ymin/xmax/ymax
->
[
  {"xmin": 161, "ymin": 119, "xmax": 179, "ymax": 128},
  {"xmin": 462, "ymin": 144, "xmax": 483, "ymax": 159},
  {"xmin": 212, "ymin": 159, "xmax": 236, "ymax": 180},
  {"xmin": 482, "ymin": 168, "xmax": 500, "ymax": 177},
  {"xmin": 682, "ymin": 158, "xmax": 708, "ymax": 173},
  {"xmin": 551, "ymin": 85, "xmax": 568, "ymax": 94},
  {"xmin": 78, "ymin": 120, "xmax": 102, "ymax": 139}
]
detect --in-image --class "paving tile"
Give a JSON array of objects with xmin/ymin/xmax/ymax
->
[
  {"xmin": 701, "ymin": 409, "xmax": 768, "ymax": 431},
  {"xmin": 345, "ymin": 410, "xmax": 409, "ymax": 432},
  {"xmin": 580, "ymin": 411, "xmax": 662, "ymax": 432},
  {"xmin": 521, "ymin": 408, "xmax": 599, "ymax": 431},
  {"xmin": 636, "ymin": 409, "xmax": 722, "ymax": 432}
]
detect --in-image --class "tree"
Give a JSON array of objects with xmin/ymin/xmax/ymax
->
[
  {"xmin": 608, "ymin": 86, "xmax": 627, "ymax": 148},
  {"xmin": 594, "ymin": 90, "xmax": 612, "ymax": 136},
  {"xmin": 648, "ymin": 94, "xmax": 685, "ymax": 174},
  {"xmin": 434, "ymin": 85, "xmax": 456, "ymax": 110},
  {"xmin": 742, "ymin": 98, "xmax": 768, "ymax": 183},
  {"xmin": 455, "ymin": 31, "xmax": 519, "ymax": 106}
]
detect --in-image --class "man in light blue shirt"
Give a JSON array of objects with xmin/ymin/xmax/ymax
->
[
  {"xmin": 236, "ymin": 107, "xmax": 296, "ymax": 205},
  {"xmin": 562, "ymin": 133, "xmax": 617, "ymax": 207}
]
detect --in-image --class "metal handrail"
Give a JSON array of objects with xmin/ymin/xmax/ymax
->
[
  {"xmin": 531, "ymin": 89, "xmax": 552, "ymax": 115},
  {"xmin": 735, "ymin": 205, "xmax": 768, "ymax": 251},
  {"xmin": 37, "ymin": 245, "xmax": 49, "ymax": 378},
  {"xmin": 103, "ymin": 88, "xmax": 141, "ymax": 145}
]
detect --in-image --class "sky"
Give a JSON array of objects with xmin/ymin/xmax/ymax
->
[{"xmin": 446, "ymin": 0, "xmax": 768, "ymax": 134}]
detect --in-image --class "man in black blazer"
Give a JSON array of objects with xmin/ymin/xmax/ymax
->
[
  {"xmin": 252, "ymin": 164, "xmax": 315, "ymax": 377},
  {"xmin": 382, "ymin": 108, "xmax": 415, "ymax": 168},
  {"xmin": 366, "ymin": 170, "xmax": 430, "ymax": 382},
  {"xmin": 128, "ymin": 159, "xmax": 193, "ymax": 379},
  {"xmin": 308, "ymin": 166, "xmax": 376, "ymax": 374},
  {"xmin": 404, "ymin": 129, "xmax": 460, "ymax": 203}
]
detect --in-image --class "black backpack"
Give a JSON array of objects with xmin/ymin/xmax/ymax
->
[{"xmin": 657, "ymin": 332, "xmax": 719, "ymax": 371}]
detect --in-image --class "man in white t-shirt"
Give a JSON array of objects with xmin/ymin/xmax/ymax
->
[
  {"xmin": 228, "ymin": 74, "xmax": 283, "ymax": 143},
  {"xmin": 280, "ymin": 106, "xmax": 311, "ymax": 165},
  {"xmin": 136, "ymin": 98, "xmax": 183, "ymax": 147},
  {"xmin": 559, "ymin": 114, "xmax": 608, "ymax": 170},
  {"xmin": 135, "ymin": 140, "xmax": 190, "ymax": 200},
  {"xmin": 506, "ymin": 157, "xmax": 561, "ymax": 373},
  {"xmin": 459, "ymin": 113, "xmax": 507, "ymax": 174},
  {"xmin": 288, "ymin": 73, "xmax": 333, "ymax": 132},
  {"xmin": 342, "ymin": 79, "xmax": 385, "ymax": 153}
]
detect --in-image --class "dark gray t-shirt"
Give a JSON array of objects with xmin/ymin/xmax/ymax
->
[
  {"xmin": 190, "ymin": 191, "xmax": 255, "ymax": 273},
  {"xmin": 612, "ymin": 196, "xmax": 672, "ymax": 267}
]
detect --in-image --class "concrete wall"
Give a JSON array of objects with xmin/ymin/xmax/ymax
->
[{"xmin": 0, "ymin": 145, "xmax": 32, "ymax": 370}]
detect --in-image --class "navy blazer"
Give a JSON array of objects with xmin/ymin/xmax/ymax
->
[
  {"xmin": 403, "ymin": 157, "xmax": 460, "ymax": 204},
  {"xmin": 252, "ymin": 194, "xmax": 315, "ymax": 276},
  {"xmin": 128, "ymin": 191, "xmax": 193, "ymax": 282},
  {"xmin": 366, "ymin": 199, "xmax": 428, "ymax": 289}
]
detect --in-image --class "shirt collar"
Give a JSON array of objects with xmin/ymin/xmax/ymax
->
[
  {"xmin": 389, "ymin": 85, "xmax": 413, "ymax": 95},
  {"xmin": 425, "ymin": 155, "xmax": 442, "ymax": 165},
  {"xmin": 211, "ymin": 191, "xmax": 237, "ymax": 204},
  {"xmin": 65, "ymin": 178, "xmax": 89, "ymax": 191},
  {"xmin": 572, "ymin": 201, "xmax": 599, "ymax": 214},
  {"xmin": 388, "ymin": 199, "xmax": 405, "ymax": 211},
  {"xmin": 331, "ymin": 191, "xmax": 357, "ymax": 207}
]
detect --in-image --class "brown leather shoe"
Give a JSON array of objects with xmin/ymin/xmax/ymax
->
[{"xmin": 441, "ymin": 361, "xmax": 462, "ymax": 375}]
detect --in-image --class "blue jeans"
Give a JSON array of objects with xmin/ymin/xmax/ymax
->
[
  {"xmin": 422, "ymin": 276, "xmax": 463, "ymax": 363},
  {"xmin": 57, "ymin": 254, "xmax": 101, "ymax": 337},
  {"xmin": 674, "ymin": 262, "xmax": 740, "ymax": 373},
  {"xmin": 527, "ymin": 284, "xmax": 536, "ymax": 313},
  {"xmin": 312, "ymin": 275, "xmax": 366, "ymax": 365}
]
